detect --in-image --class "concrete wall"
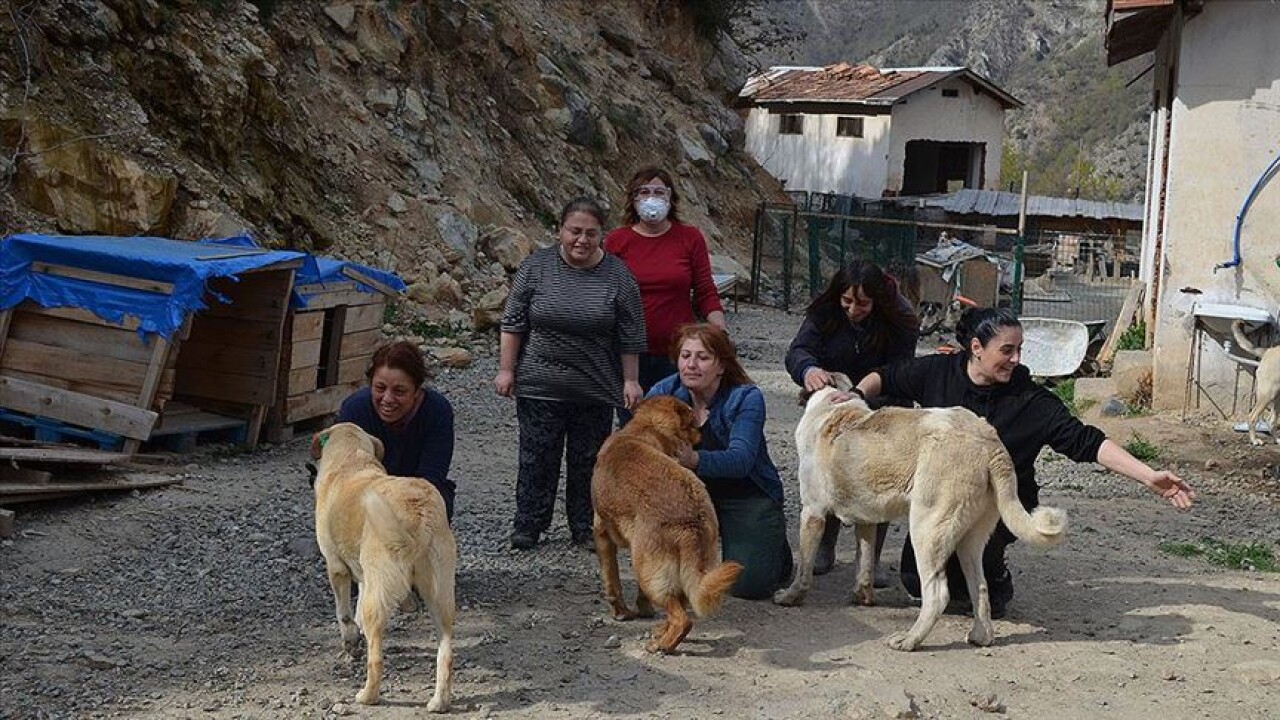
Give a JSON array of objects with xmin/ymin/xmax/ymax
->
[
  {"xmin": 743, "ymin": 107, "xmax": 892, "ymax": 196},
  {"xmin": 1146, "ymin": 3, "xmax": 1280, "ymax": 415},
  {"xmin": 885, "ymin": 77, "xmax": 1007, "ymax": 193}
]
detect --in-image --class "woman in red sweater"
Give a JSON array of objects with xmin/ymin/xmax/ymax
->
[{"xmin": 605, "ymin": 167, "xmax": 726, "ymax": 400}]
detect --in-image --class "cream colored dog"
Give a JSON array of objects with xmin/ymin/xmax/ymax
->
[
  {"xmin": 310, "ymin": 422, "xmax": 455, "ymax": 711},
  {"xmin": 1232, "ymin": 319, "xmax": 1280, "ymax": 446},
  {"xmin": 773, "ymin": 374, "xmax": 1067, "ymax": 651}
]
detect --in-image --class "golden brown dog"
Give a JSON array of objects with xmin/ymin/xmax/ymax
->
[
  {"xmin": 1232, "ymin": 319, "xmax": 1280, "ymax": 446},
  {"xmin": 310, "ymin": 422, "xmax": 456, "ymax": 710},
  {"xmin": 774, "ymin": 374, "xmax": 1067, "ymax": 651},
  {"xmin": 591, "ymin": 396, "xmax": 743, "ymax": 653}
]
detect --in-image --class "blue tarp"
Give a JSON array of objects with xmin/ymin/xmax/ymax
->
[
  {"xmin": 0, "ymin": 233, "xmax": 307, "ymax": 339},
  {"xmin": 199, "ymin": 236, "xmax": 406, "ymax": 309}
]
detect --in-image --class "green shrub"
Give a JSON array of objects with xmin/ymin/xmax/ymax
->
[
  {"xmin": 1123, "ymin": 431, "xmax": 1159, "ymax": 461},
  {"xmin": 1158, "ymin": 539, "xmax": 1278, "ymax": 572},
  {"xmin": 1116, "ymin": 321, "xmax": 1146, "ymax": 351}
]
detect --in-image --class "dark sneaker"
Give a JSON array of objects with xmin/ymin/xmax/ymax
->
[
  {"xmin": 510, "ymin": 530, "xmax": 539, "ymax": 550},
  {"xmin": 572, "ymin": 533, "xmax": 596, "ymax": 552}
]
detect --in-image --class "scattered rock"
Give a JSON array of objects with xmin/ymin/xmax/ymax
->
[
  {"xmin": 432, "ymin": 346, "xmax": 474, "ymax": 369},
  {"xmin": 1231, "ymin": 660, "xmax": 1280, "ymax": 685},
  {"xmin": 603, "ymin": 635, "xmax": 621, "ymax": 649},
  {"xmin": 472, "ymin": 286, "xmax": 509, "ymax": 331},
  {"xmin": 1099, "ymin": 397, "xmax": 1130, "ymax": 416},
  {"xmin": 322, "ymin": 4, "xmax": 357, "ymax": 34},
  {"xmin": 970, "ymin": 692, "xmax": 1005, "ymax": 713}
]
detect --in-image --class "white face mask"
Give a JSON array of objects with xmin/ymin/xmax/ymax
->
[{"xmin": 635, "ymin": 196, "xmax": 670, "ymax": 223}]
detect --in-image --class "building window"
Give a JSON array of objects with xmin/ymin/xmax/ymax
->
[
  {"xmin": 778, "ymin": 114, "xmax": 803, "ymax": 135},
  {"xmin": 835, "ymin": 117, "xmax": 864, "ymax": 138},
  {"xmin": 941, "ymin": 88, "xmax": 959, "ymax": 98}
]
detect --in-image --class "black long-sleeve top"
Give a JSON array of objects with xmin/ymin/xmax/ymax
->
[
  {"xmin": 785, "ymin": 296, "xmax": 917, "ymax": 388},
  {"xmin": 878, "ymin": 352, "xmax": 1107, "ymax": 508}
]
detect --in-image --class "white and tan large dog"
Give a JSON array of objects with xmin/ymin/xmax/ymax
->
[
  {"xmin": 773, "ymin": 375, "xmax": 1067, "ymax": 651},
  {"xmin": 1232, "ymin": 319, "xmax": 1280, "ymax": 446},
  {"xmin": 311, "ymin": 422, "xmax": 456, "ymax": 711}
]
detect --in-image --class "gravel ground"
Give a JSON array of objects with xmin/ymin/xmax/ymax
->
[{"xmin": 4, "ymin": 303, "xmax": 1280, "ymax": 719}]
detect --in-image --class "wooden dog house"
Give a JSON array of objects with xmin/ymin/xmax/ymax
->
[
  {"xmin": 264, "ymin": 259, "xmax": 404, "ymax": 442},
  {"xmin": 0, "ymin": 234, "xmax": 305, "ymax": 456}
]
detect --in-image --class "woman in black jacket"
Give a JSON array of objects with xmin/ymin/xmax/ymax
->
[
  {"xmin": 785, "ymin": 260, "xmax": 918, "ymax": 581},
  {"xmin": 852, "ymin": 307, "xmax": 1195, "ymax": 617}
]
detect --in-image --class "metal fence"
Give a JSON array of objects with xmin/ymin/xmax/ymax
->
[
  {"xmin": 752, "ymin": 195, "xmax": 1139, "ymax": 340},
  {"xmin": 1019, "ymin": 228, "xmax": 1141, "ymax": 336},
  {"xmin": 750, "ymin": 195, "xmax": 1025, "ymax": 321}
]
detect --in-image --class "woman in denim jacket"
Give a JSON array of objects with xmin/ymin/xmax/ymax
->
[{"xmin": 646, "ymin": 323, "xmax": 792, "ymax": 599}]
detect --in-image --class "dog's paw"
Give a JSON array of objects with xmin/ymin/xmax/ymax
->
[
  {"xmin": 967, "ymin": 622, "xmax": 995, "ymax": 647},
  {"xmin": 884, "ymin": 632, "xmax": 919, "ymax": 652},
  {"xmin": 610, "ymin": 607, "xmax": 637, "ymax": 622},
  {"xmin": 355, "ymin": 688, "xmax": 379, "ymax": 705},
  {"xmin": 426, "ymin": 696, "xmax": 449, "ymax": 713},
  {"xmin": 852, "ymin": 587, "xmax": 876, "ymax": 606},
  {"xmin": 643, "ymin": 639, "xmax": 667, "ymax": 654},
  {"xmin": 772, "ymin": 587, "xmax": 805, "ymax": 606},
  {"xmin": 1251, "ymin": 436, "xmax": 1266, "ymax": 446},
  {"xmin": 342, "ymin": 638, "xmax": 363, "ymax": 658}
]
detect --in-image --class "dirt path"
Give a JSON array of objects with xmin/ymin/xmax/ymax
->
[{"xmin": 4, "ymin": 305, "xmax": 1280, "ymax": 720}]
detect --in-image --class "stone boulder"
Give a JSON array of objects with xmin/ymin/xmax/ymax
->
[
  {"xmin": 406, "ymin": 273, "xmax": 464, "ymax": 308},
  {"xmin": 478, "ymin": 227, "xmax": 532, "ymax": 272},
  {"xmin": 472, "ymin": 285, "xmax": 509, "ymax": 331},
  {"xmin": 6, "ymin": 117, "xmax": 176, "ymax": 235},
  {"xmin": 431, "ymin": 346, "xmax": 473, "ymax": 369}
]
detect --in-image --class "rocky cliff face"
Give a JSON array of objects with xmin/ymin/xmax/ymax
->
[{"xmin": 0, "ymin": 0, "xmax": 784, "ymax": 329}]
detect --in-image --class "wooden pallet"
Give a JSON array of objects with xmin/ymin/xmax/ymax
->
[{"xmin": 146, "ymin": 401, "xmax": 247, "ymax": 453}]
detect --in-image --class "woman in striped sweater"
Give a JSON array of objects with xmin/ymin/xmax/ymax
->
[{"xmin": 494, "ymin": 197, "xmax": 648, "ymax": 551}]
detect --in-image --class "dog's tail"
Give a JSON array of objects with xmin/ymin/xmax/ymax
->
[
  {"xmin": 1232, "ymin": 319, "xmax": 1262, "ymax": 359},
  {"xmin": 687, "ymin": 560, "xmax": 743, "ymax": 618},
  {"xmin": 356, "ymin": 490, "xmax": 417, "ymax": 624},
  {"xmin": 989, "ymin": 448, "xmax": 1067, "ymax": 547}
]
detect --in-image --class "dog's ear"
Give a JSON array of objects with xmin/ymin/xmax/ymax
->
[
  {"xmin": 796, "ymin": 388, "xmax": 813, "ymax": 406},
  {"xmin": 370, "ymin": 435, "xmax": 385, "ymax": 461},
  {"xmin": 309, "ymin": 430, "xmax": 328, "ymax": 460}
]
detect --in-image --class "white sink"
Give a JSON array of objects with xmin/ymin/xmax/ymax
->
[{"xmin": 1193, "ymin": 302, "xmax": 1272, "ymax": 335}]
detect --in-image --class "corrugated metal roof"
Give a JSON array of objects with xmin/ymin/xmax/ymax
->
[
  {"xmin": 907, "ymin": 189, "xmax": 1144, "ymax": 221},
  {"xmin": 740, "ymin": 63, "xmax": 1022, "ymax": 109}
]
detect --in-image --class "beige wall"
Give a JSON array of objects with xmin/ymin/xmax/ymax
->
[
  {"xmin": 886, "ymin": 77, "xmax": 1007, "ymax": 193},
  {"xmin": 743, "ymin": 107, "xmax": 893, "ymax": 197},
  {"xmin": 1147, "ymin": 3, "xmax": 1280, "ymax": 415}
]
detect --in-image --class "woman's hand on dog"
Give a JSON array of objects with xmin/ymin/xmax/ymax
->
[
  {"xmin": 1144, "ymin": 470, "xmax": 1196, "ymax": 509},
  {"xmin": 804, "ymin": 367, "xmax": 834, "ymax": 393},
  {"xmin": 493, "ymin": 370, "xmax": 515, "ymax": 397}
]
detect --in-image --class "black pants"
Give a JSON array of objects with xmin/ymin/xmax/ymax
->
[
  {"xmin": 514, "ymin": 397, "xmax": 613, "ymax": 537},
  {"xmin": 616, "ymin": 354, "xmax": 678, "ymax": 426},
  {"xmin": 899, "ymin": 524, "xmax": 1015, "ymax": 607}
]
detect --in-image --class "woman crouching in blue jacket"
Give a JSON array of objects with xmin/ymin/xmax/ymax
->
[{"xmin": 646, "ymin": 323, "xmax": 792, "ymax": 599}]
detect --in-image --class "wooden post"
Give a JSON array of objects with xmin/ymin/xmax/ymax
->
[
  {"xmin": 1012, "ymin": 171, "xmax": 1029, "ymax": 313},
  {"xmin": 0, "ymin": 308, "xmax": 11, "ymax": 362},
  {"xmin": 0, "ymin": 508, "xmax": 15, "ymax": 539}
]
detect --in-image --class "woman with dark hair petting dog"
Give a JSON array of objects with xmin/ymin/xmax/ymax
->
[
  {"xmin": 606, "ymin": 167, "xmax": 726, "ymax": 406},
  {"xmin": 785, "ymin": 260, "xmax": 918, "ymax": 583},
  {"xmin": 495, "ymin": 197, "xmax": 648, "ymax": 551},
  {"xmin": 647, "ymin": 323, "xmax": 793, "ymax": 600},
  {"xmin": 847, "ymin": 307, "xmax": 1195, "ymax": 618},
  {"xmin": 336, "ymin": 339, "xmax": 457, "ymax": 521}
]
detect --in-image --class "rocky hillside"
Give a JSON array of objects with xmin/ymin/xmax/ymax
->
[
  {"xmin": 0, "ymin": 0, "xmax": 786, "ymax": 331},
  {"xmin": 750, "ymin": 0, "xmax": 1150, "ymax": 201}
]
